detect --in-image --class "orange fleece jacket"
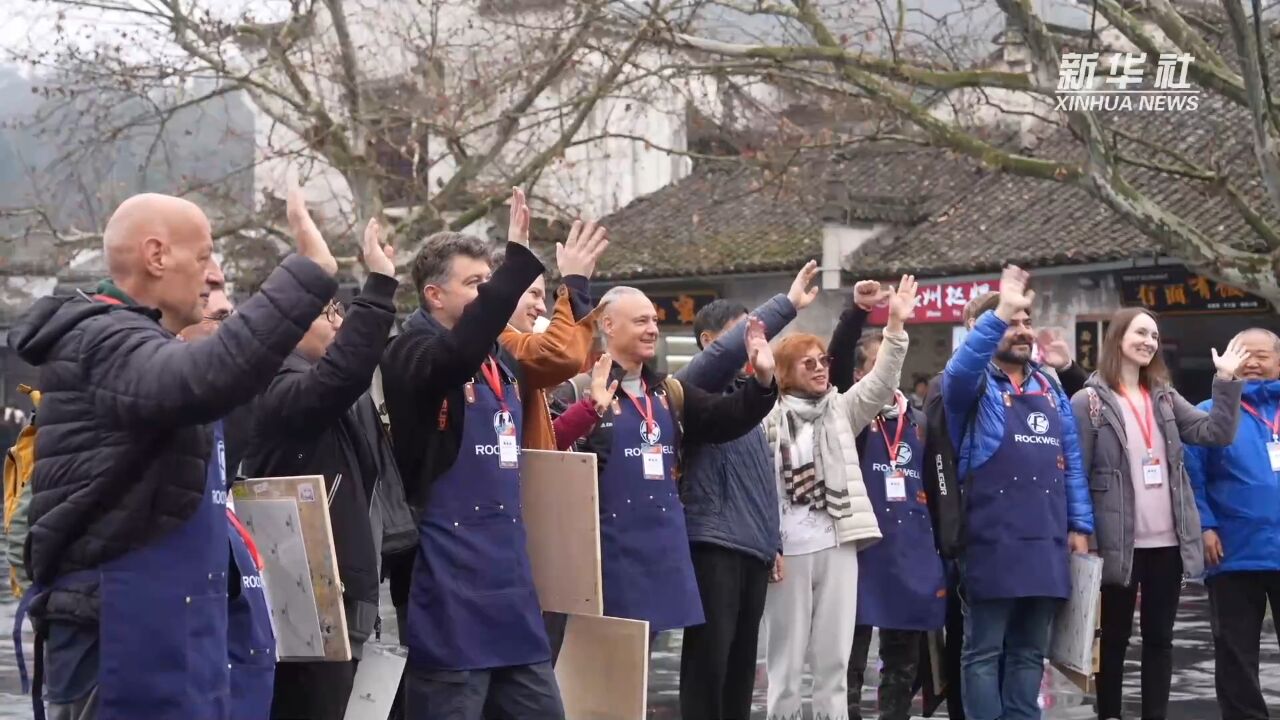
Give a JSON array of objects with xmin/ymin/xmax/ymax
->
[{"xmin": 499, "ymin": 285, "xmax": 597, "ymax": 450}]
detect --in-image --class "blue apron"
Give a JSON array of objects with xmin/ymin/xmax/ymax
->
[
  {"xmin": 855, "ymin": 411, "xmax": 946, "ymax": 630},
  {"xmin": 598, "ymin": 382, "xmax": 703, "ymax": 633},
  {"xmin": 227, "ymin": 509, "xmax": 274, "ymax": 719},
  {"xmin": 404, "ymin": 359, "xmax": 549, "ymax": 670},
  {"xmin": 962, "ymin": 380, "xmax": 1071, "ymax": 601},
  {"xmin": 15, "ymin": 421, "xmax": 233, "ymax": 719}
]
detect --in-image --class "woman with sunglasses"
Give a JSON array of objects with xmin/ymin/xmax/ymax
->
[
  {"xmin": 761, "ymin": 276, "xmax": 918, "ymax": 720},
  {"xmin": 1072, "ymin": 307, "xmax": 1247, "ymax": 720}
]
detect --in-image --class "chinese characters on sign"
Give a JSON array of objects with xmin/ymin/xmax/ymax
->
[
  {"xmin": 1055, "ymin": 52, "xmax": 1199, "ymax": 112},
  {"xmin": 867, "ymin": 278, "xmax": 998, "ymax": 325},
  {"xmin": 1118, "ymin": 268, "xmax": 1270, "ymax": 314}
]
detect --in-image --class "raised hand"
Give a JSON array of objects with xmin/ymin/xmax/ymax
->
[
  {"xmin": 287, "ymin": 182, "xmax": 337, "ymax": 276},
  {"xmin": 361, "ymin": 217, "xmax": 397, "ymax": 278},
  {"xmin": 557, "ymin": 219, "xmax": 609, "ymax": 279},
  {"xmin": 588, "ymin": 352, "xmax": 619, "ymax": 415},
  {"xmin": 745, "ymin": 316, "xmax": 776, "ymax": 384},
  {"xmin": 853, "ymin": 279, "xmax": 890, "ymax": 311},
  {"xmin": 996, "ymin": 265, "xmax": 1034, "ymax": 319},
  {"xmin": 1037, "ymin": 327, "xmax": 1073, "ymax": 370},
  {"xmin": 1212, "ymin": 336, "xmax": 1251, "ymax": 380},
  {"xmin": 787, "ymin": 260, "xmax": 821, "ymax": 310},
  {"xmin": 886, "ymin": 274, "xmax": 918, "ymax": 332},
  {"xmin": 508, "ymin": 187, "xmax": 531, "ymax": 247}
]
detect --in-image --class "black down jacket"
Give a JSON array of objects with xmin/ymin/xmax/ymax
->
[{"xmin": 8, "ymin": 255, "xmax": 336, "ymax": 623}]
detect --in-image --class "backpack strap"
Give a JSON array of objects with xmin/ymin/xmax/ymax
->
[{"xmin": 661, "ymin": 377, "xmax": 685, "ymax": 432}]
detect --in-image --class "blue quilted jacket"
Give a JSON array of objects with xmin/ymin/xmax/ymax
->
[{"xmin": 941, "ymin": 310, "xmax": 1094, "ymax": 535}]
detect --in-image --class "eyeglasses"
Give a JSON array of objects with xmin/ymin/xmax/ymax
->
[
  {"xmin": 324, "ymin": 302, "xmax": 345, "ymax": 322},
  {"xmin": 799, "ymin": 355, "xmax": 834, "ymax": 372}
]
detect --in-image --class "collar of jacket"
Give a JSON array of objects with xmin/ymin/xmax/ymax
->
[
  {"xmin": 1243, "ymin": 379, "xmax": 1280, "ymax": 404},
  {"xmin": 94, "ymin": 279, "xmax": 138, "ymax": 306},
  {"xmin": 986, "ymin": 359, "xmax": 1048, "ymax": 388},
  {"xmin": 609, "ymin": 361, "xmax": 664, "ymax": 390}
]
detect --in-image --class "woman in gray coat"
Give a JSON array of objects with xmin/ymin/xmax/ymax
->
[{"xmin": 1072, "ymin": 307, "xmax": 1247, "ymax": 720}]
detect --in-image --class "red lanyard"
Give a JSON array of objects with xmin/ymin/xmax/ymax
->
[
  {"xmin": 1117, "ymin": 386, "xmax": 1156, "ymax": 455},
  {"xmin": 1241, "ymin": 401, "xmax": 1280, "ymax": 441},
  {"xmin": 226, "ymin": 509, "xmax": 264, "ymax": 572},
  {"xmin": 627, "ymin": 379, "xmax": 656, "ymax": 438},
  {"xmin": 877, "ymin": 395, "xmax": 908, "ymax": 469},
  {"xmin": 478, "ymin": 357, "xmax": 508, "ymax": 412}
]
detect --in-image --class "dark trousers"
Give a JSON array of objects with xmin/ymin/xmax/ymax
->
[
  {"xmin": 1207, "ymin": 570, "xmax": 1280, "ymax": 720},
  {"xmin": 848, "ymin": 625, "xmax": 923, "ymax": 720},
  {"xmin": 272, "ymin": 660, "xmax": 358, "ymax": 720},
  {"xmin": 1097, "ymin": 546, "xmax": 1182, "ymax": 720},
  {"xmin": 404, "ymin": 662, "xmax": 564, "ymax": 720},
  {"xmin": 679, "ymin": 543, "xmax": 770, "ymax": 720}
]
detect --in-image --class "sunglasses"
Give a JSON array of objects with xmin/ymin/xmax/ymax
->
[
  {"xmin": 799, "ymin": 355, "xmax": 834, "ymax": 372},
  {"xmin": 324, "ymin": 302, "xmax": 345, "ymax": 322}
]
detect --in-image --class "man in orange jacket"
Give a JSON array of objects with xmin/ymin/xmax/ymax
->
[{"xmin": 499, "ymin": 214, "xmax": 608, "ymax": 450}]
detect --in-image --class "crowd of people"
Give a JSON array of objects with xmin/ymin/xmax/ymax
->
[{"xmin": 3, "ymin": 184, "xmax": 1280, "ymax": 720}]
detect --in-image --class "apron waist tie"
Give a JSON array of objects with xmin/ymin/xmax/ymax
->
[{"xmin": 13, "ymin": 570, "xmax": 100, "ymax": 720}]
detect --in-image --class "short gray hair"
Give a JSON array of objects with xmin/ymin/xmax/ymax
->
[
  {"xmin": 409, "ymin": 232, "xmax": 492, "ymax": 306},
  {"xmin": 1233, "ymin": 327, "xmax": 1280, "ymax": 351},
  {"xmin": 597, "ymin": 286, "xmax": 647, "ymax": 330}
]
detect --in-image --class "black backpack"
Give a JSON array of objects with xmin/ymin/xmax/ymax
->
[{"xmin": 923, "ymin": 373, "xmax": 966, "ymax": 559}]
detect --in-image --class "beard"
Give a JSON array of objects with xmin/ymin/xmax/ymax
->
[{"xmin": 995, "ymin": 343, "xmax": 1032, "ymax": 365}]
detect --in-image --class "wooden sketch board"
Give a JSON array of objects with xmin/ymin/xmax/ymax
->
[
  {"xmin": 1050, "ymin": 553, "xmax": 1103, "ymax": 692},
  {"xmin": 233, "ymin": 475, "xmax": 351, "ymax": 662},
  {"xmin": 555, "ymin": 613, "xmax": 648, "ymax": 720},
  {"xmin": 520, "ymin": 450, "xmax": 603, "ymax": 616}
]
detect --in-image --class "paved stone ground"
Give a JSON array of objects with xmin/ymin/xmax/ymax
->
[{"xmin": 0, "ymin": 579, "xmax": 1276, "ymax": 718}]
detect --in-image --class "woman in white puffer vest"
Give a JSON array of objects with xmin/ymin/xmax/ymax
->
[{"xmin": 761, "ymin": 276, "xmax": 917, "ymax": 720}]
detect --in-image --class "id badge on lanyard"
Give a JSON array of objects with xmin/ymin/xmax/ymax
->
[
  {"xmin": 1142, "ymin": 457, "xmax": 1164, "ymax": 488},
  {"xmin": 499, "ymin": 428, "xmax": 518, "ymax": 469},
  {"xmin": 643, "ymin": 445, "xmax": 664, "ymax": 480},
  {"xmin": 878, "ymin": 402, "xmax": 908, "ymax": 502},
  {"xmin": 1269, "ymin": 441, "xmax": 1280, "ymax": 473}
]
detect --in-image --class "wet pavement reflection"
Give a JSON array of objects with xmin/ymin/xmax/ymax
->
[{"xmin": 0, "ymin": 582, "xmax": 1274, "ymax": 717}]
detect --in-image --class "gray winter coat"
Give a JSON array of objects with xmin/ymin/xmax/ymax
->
[{"xmin": 1071, "ymin": 374, "xmax": 1242, "ymax": 586}]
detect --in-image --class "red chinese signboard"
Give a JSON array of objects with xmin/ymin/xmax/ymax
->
[{"xmin": 867, "ymin": 278, "xmax": 999, "ymax": 325}]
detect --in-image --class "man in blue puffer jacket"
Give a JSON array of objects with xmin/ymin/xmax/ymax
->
[
  {"xmin": 676, "ymin": 262, "xmax": 820, "ymax": 720},
  {"xmin": 1187, "ymin": 327, "xmax": 1280, "ymax": 720},
  {"xmin": 941, "ymin": 266, "xmax": 1093, "ymax": 720}
]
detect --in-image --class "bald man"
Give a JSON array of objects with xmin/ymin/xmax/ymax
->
[
  {"xmin": 9, "ymin": 189, "xmax": 339, "ymax": 720},
  {"xmin": 551, "ymin": 287, "xmax": 777, "ymax": 652},
  {"xmin": 1188, "ymin": 327, "xmax": 1280, "ymax": 720}
]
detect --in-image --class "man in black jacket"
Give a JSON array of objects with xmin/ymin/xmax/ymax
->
[
  {"xmin": 240, "ymin": 219, "xmax": 399, "ymax": 720},
  {"xmin": 9, "ymin": 189, "xmax": 338, "ymax": 720},
  {"xmin": 381, "ymin": 188, "xmax": 564, "ymax": 719}
]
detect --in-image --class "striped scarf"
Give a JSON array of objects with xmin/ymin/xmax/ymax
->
[{"xmin": 776, "ymin": 391, "xmax": 851, "ymax": 519}]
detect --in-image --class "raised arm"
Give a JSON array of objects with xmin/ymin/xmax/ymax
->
[
  {"xmin": 829, "ymin": 280, "xmax": 888, "ymax": 393},
  {"xmin": 84, "ymin": 254, "xmax": 336, "ymax": 428},
  {"xmin": 382, "ymin": 242, "xmax": 545, "ymax": 395},
  {"xmin": 501, "ymin": 278, "xmax": 597, "ymax": 390},
  {"xmin": 682, "ymin": 317, "xmax": 779, "ymax": 445},
  {"xmin": 839, "ymin": 276, "xmax": 915, "ymax": 431},
  {"xmin": 1171, "ymin": 339, "xmax": 1249, "ymax": 447},
  {"xmin": 254, "ymin": 271, "xmax": 398, "ymax": 437},
  {"xmin": 678, "ymin": 261, "xmax": 816, "ymax": 392}
]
